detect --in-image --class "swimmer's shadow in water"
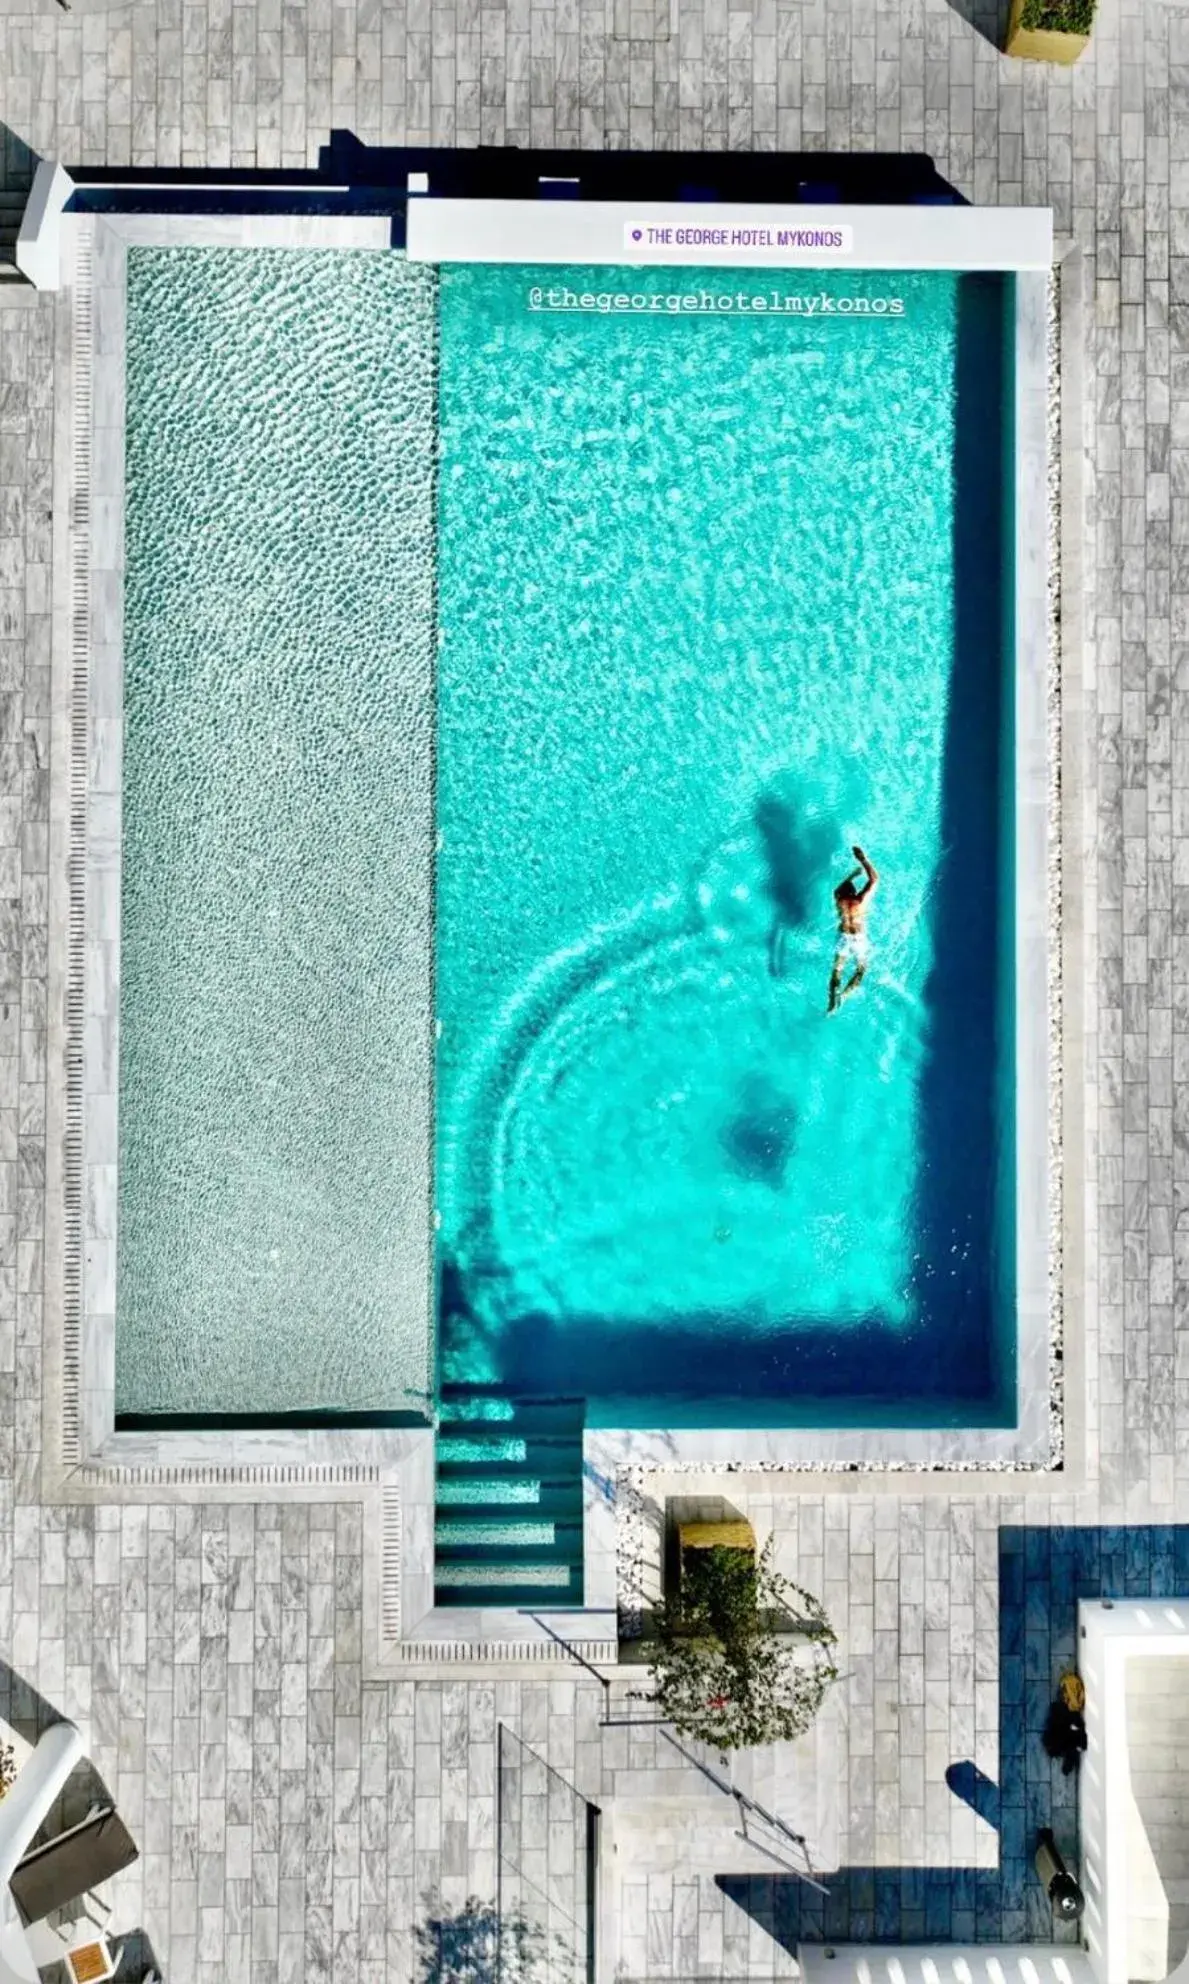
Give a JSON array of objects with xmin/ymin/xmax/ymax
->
[
  {"xmin": 754, "ymin": 780, "xmax": 839, "ymax": 934},
  {"xmin": 720, "ymin": 1079, "xmax": 797, "ymax": 1189}
]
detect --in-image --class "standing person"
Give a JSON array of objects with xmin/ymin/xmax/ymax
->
[{"xmin": 827, "ymin": 844, "xmax": 878, "ymax": 1013}]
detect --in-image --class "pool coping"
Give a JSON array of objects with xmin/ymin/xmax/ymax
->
[{"xmin": 38, "ymin": 206, "xmax": 1090, "ymax": 1662}]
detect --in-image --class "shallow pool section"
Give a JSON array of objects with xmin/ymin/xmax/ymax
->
[
  {"xmin": 436, "ymin": 264, "xmax": 1015, "ymax": 1425},
  {"xmin": 115, "ymin": 249, "xmax": 436, "ymax": 1418}
]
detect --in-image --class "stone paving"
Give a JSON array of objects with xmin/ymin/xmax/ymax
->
[{"xmin": 0, "ymin": 0, "xmax": 1184, "ymax": 1977}]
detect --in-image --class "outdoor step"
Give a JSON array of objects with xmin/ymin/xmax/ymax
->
[
  {"xmin": 435, "ymin": 1526, "xmax": 583, "ymax": 1565},
  {"xmin": 437, "ymin": 1441, "xmax": 583, "ymax": 1476},
  {"xmin": 439, "ymin": 1400, "xmax": 585, "ymax": 1436},
  {"xmin": 435, "ymin": 1544, "xmax": 583, "ymax": 1571},
  {"xmin": 435, "ymin": 1470, "xmax": 582, "ymax": 1504},
  {"xmin": 435, "ymin": 1518, "xmax": 559, "ymax": 1549},
  {"xmin": 438, "ymin": 1425, "xmax": 582, "ymax": 1454},
  {"xmin": 439, "ymin": 1399, "xmax": 585, "ymax": 1435},
  {"xmin": 433, "ymin": 1387, "xmax": 585, "ymax": 1604},
  {"xmin": 438, "ymin": 1395, "xmax": 517, "ymax": 1424},
  {"xmin": 435, "ymin": 1586, "xmax": 584, "ymax": 1610},
  {"xmin": 437, "ymin": 1434, "xmax": 529, "ymax": 1466},
  {"xmin": 434, "ymin": 1482, "xmax": 584, "ymax": 1520},
  {"xmin": 434, "ymin": 1560, "xmax": 581, "ymax": 1592},
  {"xmin": 435, "ymin": 1561, "xmax": 578, "ymax": 1588}
]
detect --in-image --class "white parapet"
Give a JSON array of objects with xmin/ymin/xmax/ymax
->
[
  {"xmin": 15, "ymin": 160, "xmax": 73, "ymax": 292},
  {"xmin": 407, "ymin": 199, "xmax": 1053, "ymax": 270},
  {"xmin": 797, "ymin": 1949, "xmax": 1097, "ymax": 1984},
  {"xmin": 1079, "ymin": 1599, "xmax": 1189, "ymax": 1984}
]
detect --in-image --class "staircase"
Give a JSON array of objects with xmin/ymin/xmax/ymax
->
[
  {"xmin": 434, "ymin": 1388, "xmax": 585, "ymax": 1609},
  {"xmin": 0, "ymin": 185, "xmax": 28, "ymax": 283}
]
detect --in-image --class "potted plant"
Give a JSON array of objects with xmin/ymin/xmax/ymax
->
[
  {"xmin": 1004, "ymin": 0, "xmax": 1095, "ymax": 64},
  {"xmin": 646, "ymin": 1535, "xmax": 837, "ymax": 1752}
]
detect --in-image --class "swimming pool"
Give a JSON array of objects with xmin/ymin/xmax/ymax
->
[
  {"xmin": 435, "ymin": 263, "xmax": 1016, "ymax": 1427},
  {"xmin": 111, "ymin": 243, "xmax": 1020, "ymax": 1433}
]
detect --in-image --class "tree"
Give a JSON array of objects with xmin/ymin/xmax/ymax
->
[{"xmin": 646, "ymin": 1539, "xmax": 837, "ymax": 1751}]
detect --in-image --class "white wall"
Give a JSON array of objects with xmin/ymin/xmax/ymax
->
[
  {"xmin": 1125, "ymin": 1658, "xmax": 1189, "ymax": 1976},
  {"xmin": 1078, "ymin": 1600, "xmax": 1189, "ymax": 1984},
  {"xmin": 796, "ymin": 1948, "xmax": 1096, "ymax": 1984}
]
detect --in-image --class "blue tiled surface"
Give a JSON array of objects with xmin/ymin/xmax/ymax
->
[{"xmin": 722, "ymin": 1526, "xmax": 1189, "ymax": 1950}]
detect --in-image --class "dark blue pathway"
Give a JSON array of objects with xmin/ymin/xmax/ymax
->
[{"xmin": 722, "ymin": 1524, "xmax": 1189, "ymax": 1953}]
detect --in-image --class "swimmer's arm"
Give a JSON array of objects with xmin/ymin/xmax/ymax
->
[{"xmin": 853, "ymin": 845, "xmax": 879, "ymax": 895}]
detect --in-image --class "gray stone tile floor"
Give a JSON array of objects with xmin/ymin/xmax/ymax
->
[{"xmin": 0, "ymin": 0, "xmax": 1183, "ymax": 1974}]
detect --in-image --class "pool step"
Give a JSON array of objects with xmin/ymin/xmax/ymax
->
[
  {"xmin": 434, "ymin": 1390, "xmax": 586, "ymax": 1610},
  {"xmin": 435, "ymin": 1562, "xmax": 582, "ymax": 1595},
  {"xmin": 437, "ymin": 1434, "xmax": 530, "ymax": 1466},
  {"xmin": 435, "ymin": 1519, "xmax": 558, "ymax": 1548},
  {"xmin": 435, "ymin": 1478, "xmax": 582, "ymax": 1513},
  {"xmin": 436, "ymin": 1519, "xmax": 583, "ymax": 1564},
  {"xmin": 437, "ymin": 1442, "xmax": 583, "ymax": 1482},
  {"xmin": 438, "ymin": 1395, "xmax": 517, "ymax": 1424},
  {"xmin": 438, "ymin": 1393, "xmax": 582, "ymax": 1431}
]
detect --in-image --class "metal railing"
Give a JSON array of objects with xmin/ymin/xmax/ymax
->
[
  {"xmin": 654, "ymin": 1726, "xmax": 829, "ymax": 1893},
  {"xmin": 496, "ymin": 1724, "xmax": 599, "ymax": 1984}
]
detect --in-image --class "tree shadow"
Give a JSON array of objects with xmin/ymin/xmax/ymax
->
[
  {"xmin": 942, "ymin": 0, "xmax": 1012, "ymax": 50},
  {"xmin": 415, "ymin": 1894, "xmax": 566, "ymax": 1983},
  {"xmin": 946, "ymin": 1758, "xmax": 1002, "ymax": 1830},
  {"xmin": 0, "ymin": 119, "xmax": 38, "ymax": 189}
]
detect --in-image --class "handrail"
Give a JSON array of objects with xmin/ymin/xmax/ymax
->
[
  {"xmin": 496, "ymin": 1723, "xmax": 597, "ymax": 1983},
  {"xmin": 521, "ymin": 1612, "xmax": 613, "ymax": 1702},
  {"xmin": 657, "ymin": 1727, "xmax": 830, "ymax": 1895}
]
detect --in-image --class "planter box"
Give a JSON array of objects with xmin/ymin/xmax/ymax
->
[
  {"xmin": 675, "ymin": 1520, "xmax": 762, "ymax": 1626},
  {"xmin": 678, "ymin": 1519, "xmax": 755, "ymax": 1557},
  {"xmin": 1003, "ymin": 0, "xmax": 1090, "ymax": 61}
]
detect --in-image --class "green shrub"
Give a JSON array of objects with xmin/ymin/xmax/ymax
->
[
  {"xmin": 1019, "ymin": 0, "xmax": 1096, "ymax": 33},
  {"xmin": 646, "ymin": 1540, "xmax": 838, "ymax": 1752}
]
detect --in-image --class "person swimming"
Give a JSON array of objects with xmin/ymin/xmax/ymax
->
[{"xmin": 827, "ymin": 844, "xmax": 878, "ymax": 1013}]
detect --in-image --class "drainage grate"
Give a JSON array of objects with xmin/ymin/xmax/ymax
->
[
  {"xmin": 387, "ymin": 1638, "xmax": 617, "ymax": 1665},
  {"xmin": 61, "ymin": 219, "xmax": 95, "ymax": 1468},
  {"xmin": 79, "ymin": 1461, "xmax": 380, "ymax": 1487},
  {"xmin": 382, "ymin": 1485, "xmax": 401, "ymax": 1641}
]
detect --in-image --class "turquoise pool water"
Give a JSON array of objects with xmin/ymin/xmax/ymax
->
[
  {"xmin": 436, "ymin": 265, "xmax": 1014, "ymax": 1422},
  {"xmin": 115, "ymin": 249, "xmax": 1013, "ymax": 1426}
]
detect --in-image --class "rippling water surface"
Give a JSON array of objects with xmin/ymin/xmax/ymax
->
[
  {"xmin": 116, "ymin": 250, "xmax": 1012, "ymax": 1423},
  {"xmin": 436, "ymin": 264, "xmax": 1014, "ymax": 1421},
  {"xmin": 117, "ymin": 250, "xmax": 437, "ymax": 1416}
]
